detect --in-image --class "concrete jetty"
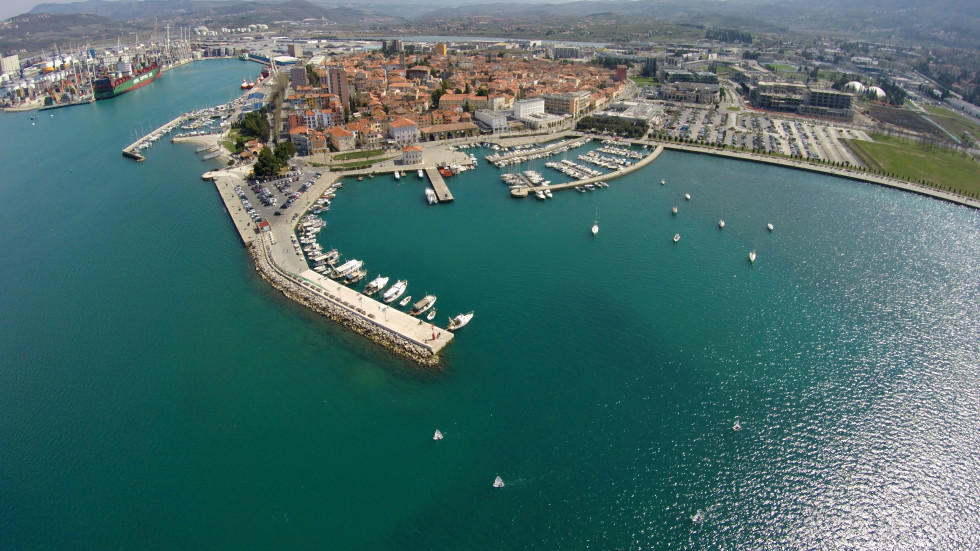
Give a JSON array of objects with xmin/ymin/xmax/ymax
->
[
  {"xmin": 122, "ymin": 113, "xmax": 189, "ymax": 161},
  {"xmin": 425, "ymin": 168, "xmax": 454, "ymax": 202}
]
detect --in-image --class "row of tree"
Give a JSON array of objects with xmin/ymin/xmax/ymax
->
[
  {"xmin": 577, "ymin": 116, "xmax": 649, "ymax": 139},
  {"xmin": 251, "ymin": 142, "xmax": 296, "ymax": 179},
  {"xmin": 705, "ymin": 28, "xmax": 752, "ymax": 44}
]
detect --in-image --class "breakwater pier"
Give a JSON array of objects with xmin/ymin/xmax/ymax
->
[{"xmin": 204, "ymin": 167, "xmax": 453, "ymax": 365}]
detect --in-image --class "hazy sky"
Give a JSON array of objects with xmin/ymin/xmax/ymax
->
[{"xmin": 1, "ymin": 0, "xmax": 63, "ymax": 20}]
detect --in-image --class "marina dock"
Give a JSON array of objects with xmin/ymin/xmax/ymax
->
[
  {"xmin": 122, "ymin": 113, "xmax": 190, "ymax": 161},
  {"xmin": 425, "ymin": 168, "xmax": 454, "ymax": 202},
  {"xmin": 516, "ymin": 145, "xmax": 665, "ymax": 197}
]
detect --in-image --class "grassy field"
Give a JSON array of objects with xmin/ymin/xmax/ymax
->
[
  {"xmin": 329, "ymin": 159, "xmax": 382, "ymax": 171},
  {"xmin": 842, "ymin": 133, "xmax": 980, "ymax": 196},
  {"xmin": 922, "ymin": 104, "xmax": 980, "ymax": 144},
  {"xmin": 629, "ymin": 76, "xmax": 658, "ymax": 87},
  {"xmin": 333, "ymin": 149, "xmax": 384, "ymax": 161},
  {"xmin": 221, "ymin": 129, "xmax": 241, "ymax": 153}
]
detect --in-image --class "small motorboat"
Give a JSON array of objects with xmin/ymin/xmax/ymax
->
[
  {"xmin": 592, "ymin": 208, "xmax": 599, "ymax": 236},
  {"xmin": 733, "ymin": 417, "xmax": 742, "ymax": 431},
  {"xmin": 672, "ymin": 205, "xmax": 678, "ymax": 215},
  {"xmin": 660, "ymin": 179, "xmax": 665, "ymax": 185},
  {"xmin": 673, "ymin": 233, "xmax": 680, "ymax": 243},
  {"xmin": 767, "ymin": 223, "xmax": 774, "ymax": 232},
  {"xmin": 691, "ymin": 510, "xmax": 704, "ymax": 523},
  {"xmin": 493, "ymin": 476, "xmax": 505, "ymax": 488},
  {"xmin": 399, "ymin": 295, "xmax": 412, "ymax": 307},
  {"xmin": 433, "ymin": 430, "xmax": 443, "ymax": 440},
  {"xmin": 685, "ymin": 193, "xmax": 691, "ymax": 201},
  {"xmin": 718, "ymin": 219, "xmax": 725, "ymax": 229},
  {"xmin": 426, "ymin": 308, "xmax": 437, "ymax": 321},
  {"xmin": 748, "ymin": 250, "xmax": 756, "ymax": 263}
]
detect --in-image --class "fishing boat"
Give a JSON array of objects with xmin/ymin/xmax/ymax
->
[
  {"xmin": 399, "ymin": 295, "xmax": 412, "ymax": 307},
  {"xmin": 363, "ymin": 275, "xmax": 389, "ymax": 296},
  {"xmin": 592, "ymin": 208, "xmax": 599, "ymax": 236},
  {"xmin": 493, "ymin": 476, "xmax": 505, "ymax": 488},
  {"xmin": 329, "ymin": 259, "xmax": 363, "ymax": 279},
  {"xmin": 410, "ymin": 295, "xmax": 437, "ymax": 315},
  {"xmin": 433, "ymin": 430, "xmax": 443, "ymax": 440},
  {"xmin": 344, "ymin": 268, "xmax": 367, "ymax": 285},
  {"xmin": 748, "ymin": 250, "xmax": 756, "ymax": 263},
  {"xmin": 767, "ymin": 223, "xmax": 774, "ymax": 232},
  {"xmin": 673, "ymin": 233, "xmax": 680, "ymax": 243},
  {"xmin": 426, "ymin": 308, "xmax": 437, "ymax": 321},
  {"xmin": 382, "ymin": 280, "xmax": 407, "ymax": 303},
  {"xmin": 447, "ymin": 311, "xmax": 474, "ymax": 331}
]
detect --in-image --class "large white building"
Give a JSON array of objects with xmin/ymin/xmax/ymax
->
[
  {"xmin": 474, "ymin": 110, "xmax": 510, "ymax": 132},
  {"xmin": 1, "ymin": 54, "xmax": 20, "ymax": 76},
  {"xmin": 513, "ymin": 98, "xmax": 545, "ymax": 120}
]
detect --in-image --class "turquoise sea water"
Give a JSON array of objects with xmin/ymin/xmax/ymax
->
[{"xmin": 2, "ymin": 59, "xmax": 979, "ymax": 549}]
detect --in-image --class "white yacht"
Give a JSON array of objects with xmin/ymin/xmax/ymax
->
[
  {"xmin": 767, "ymin": 223, "xmax": 774, "ymax": 232},
  {"xmin": 447, "ymin": 311, "xmax": 474, "ymax": 331},
  {"xmin": 417, "ymin": 169, "xmax": 424, "ymax": 179},
  {"xmin": 363, "ymin": 275, "xmax": 390, "ymax": 296},
  {"xmin": 399, "ymin": 295, "xmax": 412, "ymax": 307},
  {"xmin": 394, "ymin": 171, "xmax": 400, "ymax": 181},
  {"xmin": 535, "ymin": 190, "xmax": 546, "ymax": 200},
  {"xmin": 433, "ymin": 430, "xmax": 443, "ymax": 440},
  {"xmin": 382, "ymin": 280, "xmax": 407, "ymax": 303},
  {"xmin": 425, "ymin": 187, "xmax": 437, "ymax": 204},
  {"xmin": 748, "ymin": 250, "xmax": 757, "ymax": 263},
  {"xmin": 592, "ymin": 209, "xmax": 599, "ymax": 236},
  {"xmin": 673, "ymin": 233, "xmax": 680, "ymax": 243},
  {"xmin": 493, "ymin": 476, "xmax": 505, "ymax": 488},
  {"xmin": 544, "ymin": 189, "xmax": 552, "ymax": 198}
]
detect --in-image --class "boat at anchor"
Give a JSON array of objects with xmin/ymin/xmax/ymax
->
[
  {"xmin": 382, "ymin": 280, "xmax": 407, "ymax": 303},
  {"xmin": 447, "ymin": 311, "xmax": 474, "ymax": 331}
]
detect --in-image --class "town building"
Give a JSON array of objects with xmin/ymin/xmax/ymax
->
[
  {"xmin": 387, "ymin": 116, "xmax": 420, "ymax": 146},
  {"xmin": 401, "ymin": 145, "xmax": 423, "ymax": 164},
  {"xmin": 543, "ymin": 90, "xmax": 592, "ymax": 116}
]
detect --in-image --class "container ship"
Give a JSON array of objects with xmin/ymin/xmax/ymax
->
[{"xmin": 93, "ymin": 58, "xmax": 161, "ymax": 100}]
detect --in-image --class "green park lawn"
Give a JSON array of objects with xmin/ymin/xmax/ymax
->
[{"xmin": 843, "ymin": 133, "xmax": 980, "ymax": 196}]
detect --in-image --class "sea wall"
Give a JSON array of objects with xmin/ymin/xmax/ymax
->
[{"xmin": 248, "ymin": 243, "xmax": 441, "ymax": 368}]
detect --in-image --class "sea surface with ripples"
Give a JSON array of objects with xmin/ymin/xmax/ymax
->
[{"xmin": 1, "ymin": 58, "xmax": 978, "ymax": 550}]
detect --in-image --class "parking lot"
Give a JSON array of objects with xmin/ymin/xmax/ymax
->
[
  {"xmin": 656, "ymin": 105, "xmax": 868, "ymax": 166},
  {"xmin": 230, "ymin": 165, "xmax": 324, "ymax": 227}
]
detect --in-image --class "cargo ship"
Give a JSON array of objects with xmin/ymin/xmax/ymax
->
[{"xmin": 93, "ymin": 60, "xmax": 161, "ymax": 100}]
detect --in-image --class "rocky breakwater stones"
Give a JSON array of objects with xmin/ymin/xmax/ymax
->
[{"xmin": 248, "ymin": 244, "xmax": 440, "ymax": 367}]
